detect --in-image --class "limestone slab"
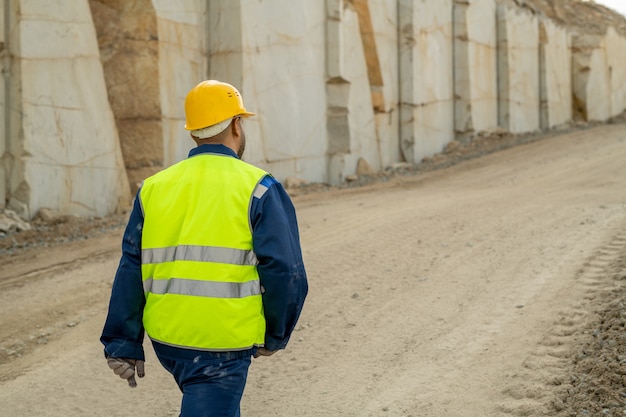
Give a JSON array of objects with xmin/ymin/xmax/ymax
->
[
  {"xmin": 454, "ymin": 0, "xmax": 499, "ymax": 140},
  {"xmin": 235, "ymin": 0, "xmax": 328, "ymax": 183},
  {"xmin": 606, "ymin": 27, "xmax": 626, "ymax": 117},
  {"xmin": 326, "ymin": 1, "xmax": 379, "ymax": 184},
  {"xmin": 12, "ymin": 0, "xmax": 129, "ymax": 218},
  {"xmin": 497, "ymin": 5, "xmax": 540, "ymax": 134},
  {"xmin": 400, "ymin": 0, "xmax": 455, "ymax": 164},
  {"xmin": 540, "ymin": 19, "xmax": 572, "ymax": 129},
  {"xmin": 586, "ymin": 41, "xmax": 610, "ymax": 122}
]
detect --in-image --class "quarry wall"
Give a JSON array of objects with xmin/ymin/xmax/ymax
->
[{"xmin": 1, "ymin": 0, "xmax": 625, "ymax": 219}]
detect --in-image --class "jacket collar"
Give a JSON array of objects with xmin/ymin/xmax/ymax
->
[{"xmin": 188, "ymin": 144, "xmax": 239, "ymax": 159}]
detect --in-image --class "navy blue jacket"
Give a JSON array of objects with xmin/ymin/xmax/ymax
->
[{"xmin": 101, "ymin": 144, "xmax": 308, "ymax": 360}]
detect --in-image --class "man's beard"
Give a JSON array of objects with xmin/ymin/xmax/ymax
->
[{"xmin": 237, "ymin": 133, "xmax": 246, "ymax": 159}]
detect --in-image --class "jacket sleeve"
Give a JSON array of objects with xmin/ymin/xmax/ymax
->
[
  {"xmin": 251, "ymin": 176, "xmax": 308, "ymax": 351},
  {"xmin": 100, "ymin": 191, "xmax": 146, "ymax": 361}
]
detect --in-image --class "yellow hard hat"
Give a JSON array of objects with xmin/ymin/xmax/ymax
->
[{"xmin": 184, "ymin": 80, "xmax": 255, "ymax": 131}]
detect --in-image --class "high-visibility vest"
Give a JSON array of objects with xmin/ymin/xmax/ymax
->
[{"xmin": 139, "ymin": 152, "xmax": 267, "ymax": 351}]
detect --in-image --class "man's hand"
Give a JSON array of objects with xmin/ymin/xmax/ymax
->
[
  {"xmin": 254, "ymin": 347, "xmax": 276, "ymax": 358},
  {"xmin": 107, "ymin": 358, "xmax": 145, "ymax": 387}
]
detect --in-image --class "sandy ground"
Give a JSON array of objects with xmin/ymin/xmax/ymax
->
[{"xmin": 1, "ymin": 124, "xmax": 626, "ymax": 416}]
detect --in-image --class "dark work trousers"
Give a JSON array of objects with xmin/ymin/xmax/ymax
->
[{"xmin": 153, "ymin": 341, "xmax": 254, "ymax": 417}]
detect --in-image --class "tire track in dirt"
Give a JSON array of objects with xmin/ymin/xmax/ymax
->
[{"xmin": 497, "ymin": 223, "xmax": 626, "ymax": 416}]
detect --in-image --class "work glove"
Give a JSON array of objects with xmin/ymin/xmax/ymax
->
[
  {"xmin": 107, "ymin": 357, "xmax": 145, "ymax": 387},
  {"xmin": 254, "ymin": 347, "xmax": 276, "ymax": 358}
]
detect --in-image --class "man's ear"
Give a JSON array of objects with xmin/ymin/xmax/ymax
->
[{"xmin": 231, "ymin": 117, "xmax": 241, "ymax": 137}]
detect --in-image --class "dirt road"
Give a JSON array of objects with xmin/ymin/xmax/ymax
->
[{"xmin": 1, "ymin": 124, "xmax": 625, "ymax": 416}]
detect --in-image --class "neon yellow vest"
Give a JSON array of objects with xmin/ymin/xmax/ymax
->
[{"xmin": 139, "ymin": 152, "xmax": 267, "ymax": 351}]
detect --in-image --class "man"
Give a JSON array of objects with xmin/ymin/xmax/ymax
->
[{"xmin": 101, "ymin": 80, "xmax": 308, "ymax": 417}]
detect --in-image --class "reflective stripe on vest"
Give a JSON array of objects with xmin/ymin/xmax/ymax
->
[
  {"xmin": 142, "ymin": 245, "xmax": 258, "ymax": 266},
  {"xmin": 139, "ymin": 153, "xmax": 268, "ymax": 351},
  {"xmin": 143, "ymin": 277, "xmax": 262, "ymax": 298}
]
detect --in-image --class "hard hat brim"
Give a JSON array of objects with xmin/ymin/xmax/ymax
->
[{"xmin": 184, "ymin": 111, "xmax": 256, "ymax": 131}]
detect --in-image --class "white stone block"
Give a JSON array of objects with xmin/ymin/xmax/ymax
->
[
  {"xmin": 12, "ymin": 0, "xmax": 130, "ymax": 218},
  {"xmin": 586, "ymin": 42, "xmax": 611, "ymax": 121},
  {"xmin": 606, "ymin": 27, "xmax": 626, "ymax": 117},
  {"xmin": 400, "ymin": 0, "xmax": 454, "ymax": 164},
  {"xmin": 207, "ymin": 0, "xmax": 243, "ymax": 84},
  {"xmin": 235, "ymin": 0, "xmax": 328, "ymax": 183},
  {"xmin": 497, "ymin": 5, "xmax": 540, "ymax": 134},
  {"xmin": 327, "ymin": 3, "xmax": 378, "ymax": 184},
  {"xmin": 454, "ymin": 0, "xmax": 499, "ymax": 140},
  {"xmin": 540, "ymin": 19, "xmax": 572, "ymax": 129}
]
